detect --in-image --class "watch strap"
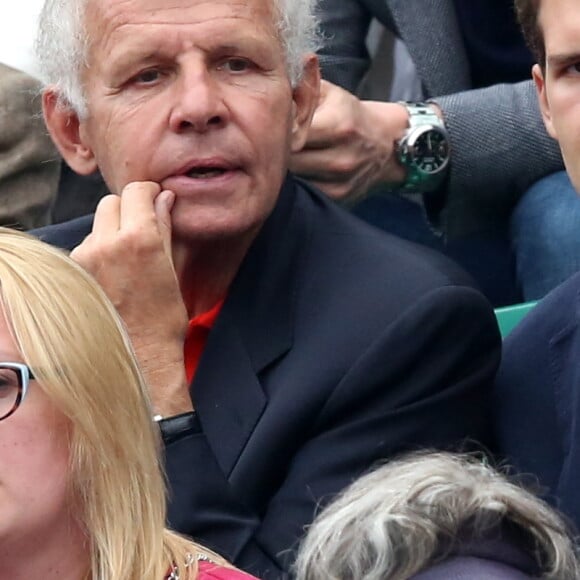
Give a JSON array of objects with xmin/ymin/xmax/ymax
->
[{"xmin": 155, "ymin": 411, "xmax": 200, "ymax": 444}]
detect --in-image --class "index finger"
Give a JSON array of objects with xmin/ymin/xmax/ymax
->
[
  {"xmin": 92, "ymin": 194, "xmax": 121, "ymax": 237},
  {"xmin": 119, "ymin": 181, "xmax": 163, "ymax": 231}
]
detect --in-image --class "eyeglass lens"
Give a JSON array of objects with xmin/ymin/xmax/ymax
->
[{"xmin": 0, "ymin": 367, "xmax": 23, "ymax": 421}]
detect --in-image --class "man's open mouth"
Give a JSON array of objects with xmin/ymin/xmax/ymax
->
[{"xmin": 186, "ymin": 167, "xmax": 229, "ymax": 179}]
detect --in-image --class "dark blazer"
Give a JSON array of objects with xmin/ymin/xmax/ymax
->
[
  {"xmin": 316, "ymin": 0, "xmax": 563, "ymax": 238},
  {"xmin": 494, "ymin": 272, "xmax": 580, "ymax": 530},
  {"xmin": 34, "ymin": 177, "xmax": 501, "ymax": 579}
]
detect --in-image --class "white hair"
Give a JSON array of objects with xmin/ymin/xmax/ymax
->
[
  {"xmin": 35, "ymin": 0, "xmax": 320, "ymax": 117},
  {"xmin": 294, "ymin": 452, "xmax": 580, "ymax": 580}
]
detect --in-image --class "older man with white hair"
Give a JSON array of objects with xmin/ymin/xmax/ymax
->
[{"xmin": 32, "ymin": 0, "xmax": 500, "ymax": 577}]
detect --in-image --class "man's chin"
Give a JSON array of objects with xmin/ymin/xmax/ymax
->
[{"xmin": 170, "ymin": 209, "xmax": 263, "ymax": 245}]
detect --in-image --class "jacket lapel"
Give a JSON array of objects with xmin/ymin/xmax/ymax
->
[
  {"xmin": 192, "ymin": 320, "xmax": 267, "ymax": 478},
  {"xmin": 193, "ymin": 176, "xmax": 306, "ymax": 477},
  {"xmin": 388, "ymin": 0, "xmax": 471, "ymax": 96}
]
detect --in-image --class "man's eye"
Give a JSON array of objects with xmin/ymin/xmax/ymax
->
[
  {"xmin": 133, "ymin": 69, "xmax": 162, "ymax": 84},
  {"xmin": 222, "ymin": 58, "xmax": 251, "ymax": 73},
  {"xmin": 564, "ymin": 62, "xmax": 580, "ymax": 75}
]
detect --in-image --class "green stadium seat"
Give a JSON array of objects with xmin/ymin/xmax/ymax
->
[{"xmin": 494, "ymin": 301, "xmax": 538, "ymax": 338}]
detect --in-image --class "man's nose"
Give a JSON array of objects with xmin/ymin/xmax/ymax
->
[{"xmin": 169, "ymin": 68, "xmax": 229, "ymax": 134}]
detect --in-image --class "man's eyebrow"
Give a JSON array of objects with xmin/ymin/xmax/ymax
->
[
  {"xmin": 547, "ymin": 52, "xmax": 580, "ymax": 67},
  {"xmin": 109, "ymin": 48, "xmax": 165, "ymax": 66},
  {"xmin": 108, "ymin": 39, "xmax": 266, "ymax": 67},
  {"xmin": 208, "ymin": 38, "xmax": 272, "ymax": 53},
  {"xmin": 214, "ymin": 44, "xmax": 241, "ymax": 52},
  {"xmin": 104, "ymin": 48, "xmax": 171, "ymax": 79}
]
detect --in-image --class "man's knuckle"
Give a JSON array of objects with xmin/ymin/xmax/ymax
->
[
  {"xmin": 335, "ymin": 119, "xmax": 356, "ymax": 140},
  {"xmin": 120, "ymin": 227, "xmax": 161, "ymax": 254}
]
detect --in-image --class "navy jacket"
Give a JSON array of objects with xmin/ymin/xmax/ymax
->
[
  {"xmin": 35, "ymin": 177, "xmax": 500, "ymax": 578},
  {"xmin": 495, "ymin": 271, "xmax": 580, "ymax": 530}
]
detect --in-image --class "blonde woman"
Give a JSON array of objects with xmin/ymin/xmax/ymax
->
[
  {"xmin": 0, "ymin": 228, "xmax": 257, "ymax": 580},
  {"xmin": 295, "ymin": 452, "xmax": 580, "ymax": 580}
]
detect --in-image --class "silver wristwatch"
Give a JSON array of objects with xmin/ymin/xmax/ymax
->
[{"xmin": 395, "ymin": 102, "xmax": 450, "ymax": 193}]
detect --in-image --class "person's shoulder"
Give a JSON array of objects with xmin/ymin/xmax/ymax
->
[
  {"xmin": 412, "ymin": 555, "xmax": 534, "ymax": 579},
  {"xmin": 293, "ymin": 178, "xmax": 477, "ymax": 290},
  {"xmin": 0, "ymin": 62, "xmax": 40, "ymax": 91},
  {"xmin": 496, "ymin": 270, "xmax": 580, "ymax": 400},
  {"xmin": 31, "ymin": 214, "xmax": 95, "ymax": 251},
  {"xmin": 0, "ymin": 63, "xmax": 49, "ymax": 152},
  {"xmin": 413, "ymin": 525, "xmax": 540, "ymax": 579},
  {"xmin": 196, "ymin": 562, "xmax": 258, "ymax": 580},
  {"xmin": 0, "ymin": 64, "xmax": 43, "ymax": 121}
]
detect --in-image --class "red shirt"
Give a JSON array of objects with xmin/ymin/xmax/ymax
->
[
  {"xmin": 184, "ymin": 299, "xmax": 224, "ymax": 384},
  {"xmin": 165, "ymin": 560, "xmax": 258, "ymax": 580},
  {"xmin": 198, "ymin": 561, "xmax": 259, "ymax": 579}
]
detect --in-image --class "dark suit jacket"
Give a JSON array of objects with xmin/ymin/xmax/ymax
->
[
  {"xmin": 494, "ymin": 272, "xmax": 580, "ymax": 530},
  {"xmin": 316, "ymin": 0, "xmax": 563, "ymax": 238},
  {"xmin": 34, "ymin": 176, "xmax": 501, "ymax": 579}
]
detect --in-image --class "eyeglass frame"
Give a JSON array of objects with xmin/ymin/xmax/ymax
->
[{"xmin": 0, "ymin": 362, "xmax": 35, "ymax": 422}]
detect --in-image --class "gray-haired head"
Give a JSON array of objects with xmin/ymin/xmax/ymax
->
[
  {"xmin": 294, "ymin": 452, "xmax": 580, "ymax": 580},
  {"xmin": 35, "ymin": 0, "xmax": 320, "ymax": 117}
]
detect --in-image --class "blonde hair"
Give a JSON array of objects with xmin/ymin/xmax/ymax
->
[
  {"xmin": 0, "ymin": 228, "xmax": 226, "ymax": 579},
  {"xmin": 295, "ymin": 451, "xmax": 580, "ymax": 580}
]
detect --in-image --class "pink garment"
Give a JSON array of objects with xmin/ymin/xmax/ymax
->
[{"xmin": 198, "ymin": 561, "xmax": 260, "ymax": 579}]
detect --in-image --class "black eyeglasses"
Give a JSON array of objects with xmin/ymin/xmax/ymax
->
[{"xmin": 0, "ymin": 363, "xmax": 35, "ymax": 421}]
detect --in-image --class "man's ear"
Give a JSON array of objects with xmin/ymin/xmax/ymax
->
[
  {"xmin": 532, "ymin": 63, "xmax": 557, "ymax": 140},
  {"xmin": 290, "ymin": 54, "xmax": 321, "ymax": 152},
  {"xmin": 42, "ymin": 89, "xmax": 98, "ymax": 175}
]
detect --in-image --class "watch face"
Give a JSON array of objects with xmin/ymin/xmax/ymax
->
[{"xmin": 406, "ymin": 127, "xmax": 449, "ymax": 175}]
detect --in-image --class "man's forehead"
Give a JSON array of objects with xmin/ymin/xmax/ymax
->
[
  {"xmin": 80, "ymin": 0, "xmax": 284, "ymax": 74},
  {"xmin": 85, "ymin": 0, "xmax": 277, "ymax": 30},
  {"xmin": 535, "ymin": 0, "xmax": 546, "ymax": 31},
  {"xmin": 538, "ymin": 0, "xmax": 580, "ymax": 41},
  {"xmin": 540, "ymin": 3, "xmax": 580, "ymax": 73}
]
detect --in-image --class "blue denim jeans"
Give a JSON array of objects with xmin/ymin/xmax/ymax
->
[
  {"xmin": 352, "ymin": 194, "xmax": 521, "ymax": 307},
  {"xmin": 511, "ymin": 171, "xmax": 580, "ymax": 301}
]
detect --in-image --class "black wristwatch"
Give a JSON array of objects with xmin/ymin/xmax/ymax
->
[{"xmin": 395, "ymin": 102, "xmax": 450, "ymax": 193}]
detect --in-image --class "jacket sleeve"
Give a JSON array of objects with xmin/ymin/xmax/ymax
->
[
  {"xmin": 0, "ymin": 64, "xmax": 61, "ymax": 229},
  {"xmin": 164, "ymin": 284, "xmax": 500, "ymax": 579},
  {"xmin": 315, "ymin": 0, "xmax": 374, "ymax": 93},
  {"xmin": 431, "ymin": 82, "xmax": 564, "ymax": 238}
]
